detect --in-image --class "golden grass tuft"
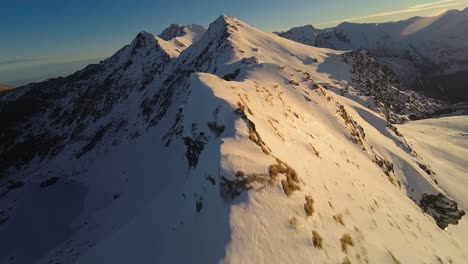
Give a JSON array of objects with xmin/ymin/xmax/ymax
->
[
  {"xmin": 342, "ymin": 257, "xmax": 351, "ymax": 264},
  {"xmin": 312, "ymin": 231, "xmax": 323, "ymax": 249},
  {"xmin": 304, "ymin": 195, "xmax": 314, "ymax": 216},
  {"xmin": 333, "ymin": 214, "xmax": 345, "ymax": 225},
  {"xmin": 340, "ymin": 234, "xmax": 354, "ymax": 253}
]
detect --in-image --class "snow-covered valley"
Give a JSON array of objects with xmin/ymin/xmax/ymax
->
[{"xmin": 0, "ymin": 15, "xmax": 467, "ymax": 264}]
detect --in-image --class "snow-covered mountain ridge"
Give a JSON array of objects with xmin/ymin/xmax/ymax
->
[
  {"xmin": 279, "ymin": 8, "xmax": 468, "ymax": 102},
  {"xmin": 0, "ymin": 15, "xmax": 466, "ymax": 264},
  {"xmin": 277, "ymin": 25, "xmax": 333, "ymax": 48}
]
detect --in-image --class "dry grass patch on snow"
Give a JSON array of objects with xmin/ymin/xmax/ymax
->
[
  {"xmin": 269, "ymin": 163, "xmax": 288, "ymax": 178},
  {"xmin": 333, "ymin": 214, "xmax": 345, "ymax": 226},
  {"xmin": 340, "ymin": 233, "xmax": 354, "ymax": 253},
  {"xmin": 265, "ymin": 157, "xmax": 301, "ymax": 196},
  {"xmin": 309, "ymin": 143, "xmax": 320, "ymax": 157},
  {"xmin": 281, "ymin": 179, "xmax": 300, "ymax": 196},
  {"xmin": 304, "ymin": 195, "xmax": 314, "ymax": 216},
  {"xmin": 312, "ymin": 231, "xmax": 323, "ymax": 249},
  {"xmin": 342, "ymin": 256, "xmax": 351, "ymax": 264}
]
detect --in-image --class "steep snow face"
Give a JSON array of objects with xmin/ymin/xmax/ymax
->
[
  {"xmin": 0, "ymin": 15, "xmax": 467, "ymax": 264},
  {"xmin": 0, "ymin": 30, "xmax": 180, "ymax": 178},
  {"xmin": 397, "ymin": 115, "xmax": 468, "ymax": 249},
  {"xmin": 398, "ymin": 116, "xmax": 468, "ymax": 209}
]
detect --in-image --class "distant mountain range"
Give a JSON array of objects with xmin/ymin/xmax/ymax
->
[
  {"xmin": 279, "ymin": 8, "xmax": 468, "ymax": 102},
  {"xmin": 0, "ymin": 58, "xmax": 104, "ymax": 87}
]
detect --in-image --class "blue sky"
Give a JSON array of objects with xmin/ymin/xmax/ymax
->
[{"xmin": 1, "ymin": 0, "xmax": 467, "ymax": 85}]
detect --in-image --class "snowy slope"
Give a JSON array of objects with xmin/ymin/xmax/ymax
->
[
  {"xmin": 397, "ymin": 115, "xmax": 468, "ymax": 255},
  {"xmin": 398, "ymin": 115, "xmax": 468, "ymax": 212},
  {"xmin": 0, "ymin": 15, "xmax": 466, "ymax": 264}
]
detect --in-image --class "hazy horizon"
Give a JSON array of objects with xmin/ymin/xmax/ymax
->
[{"xmin": 1, "ymin": 0, "xmax": 467, "ymax": 86}]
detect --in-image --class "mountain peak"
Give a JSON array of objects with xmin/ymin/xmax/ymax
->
[
  {"xmin": 279, "ymin": 24, "xmax": 332, "ymax": 47},
  {"xmin": 279, "ymin": 24, "xmax": 319, "ymax": 38},
  {"xmin": 209, "ymin": 15, "xmax": 244, "ymax": 32},
  {"xmin": 157, "ymin": 23, "xmax": 207, "ymax": 49},
  {"xmin": 214, "ymin": 14, "xmax": 236, "ymax": 23},
  {"xmin": 102, "ymin": 30, "xmax": 180, "ymax": 73},
  {"xmin": 128, "ymin": 31, "xmax": 164, "ymax": 55},
  {"xmin": 176, "ymin": 15, "xmax": 262, "ymax": 74},
  {"xmin": 133, "ymin": 31, "xmax": 157, "ymax": 45},
  {"xmin": 290, "ymin": 24, "xmax": 317, "ymax": 31},
  {"xmin": 135, "ymin": 30, "xmax": 154, "ymax": 39},
  {"xmin": 159, "ymin": 24, "xmax": 187, "ymax": 41},
  {"xmin": 201, "ymin": 15, "xmax": 249, "ymax": 45}
]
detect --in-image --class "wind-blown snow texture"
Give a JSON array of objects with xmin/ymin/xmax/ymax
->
[
  {"xmin": 279, "ymin": 8, "xmax": 468, "ymax": 102},
  {"xmin": 0, "ymin": 15, "xmax": 467, "ymax": 264}
]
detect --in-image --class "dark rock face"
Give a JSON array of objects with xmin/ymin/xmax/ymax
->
[
  {"xmin": 183, "ymin": 137, "xmax": 206, "ymax": 169},
  {"xmin": 195, "ymin": 197, "xmax": 203, "ymax": 213},
  {"xmin": 340, "ymin": 50, "xmax": 451, "ymax": 123},
  {"xmin": 220, "ymin": 176, "xmax": 247, "ymax": 200},
  {"xmin": 207, "ymin": 121, "xmax": 225, "ymax": 137},
  {"xmin": 183, "ymin": 124, "xmax": 209, "ymax": 169},
  {"xmin": 220, "ymin": 173, "xmax": 270, "ymax": 200},
  {"xmin": 222, "ymin": 69, "xmax": 240, "ymax": 81},
  {"xmin": 40, "ymin": 177, "xmax": 60, "ymax": 188},
  {"xmin": 420, "ymin": 193, "xmax": 466, "ymax": 229}
]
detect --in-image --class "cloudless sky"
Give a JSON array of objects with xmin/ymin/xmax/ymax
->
[{"xmin": 1, "ymin": 0, "xmax": 467, "ymax": 85}]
